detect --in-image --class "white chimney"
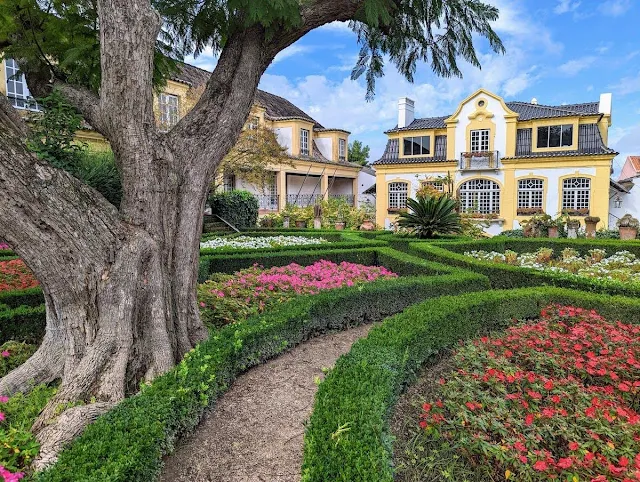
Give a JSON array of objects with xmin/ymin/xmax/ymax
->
[
  {"xmin": 599, "ymin": 93, "xmax": 612, "ymax": 115},
  {"xmin": 531, "ymin": 97, "xmax": 538, "ymax": 105},
  {"xmin": 398, "ymin": 97, "xmax": 415, "ymax": 128}
]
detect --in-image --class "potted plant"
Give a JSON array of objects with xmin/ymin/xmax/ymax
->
[
  {"xmin": 584, "ymin": 216, "xmax": 600, "ymax": 238},
  {"xmin": 335, "ymin": 214, "xmax": 346, "ymax": 230},
  {"xmin": 566, "ymin": 218, "xmax": 581, "ymax": 239},
  {"xmin": 617, "ymin": 214, "xmax": 639, "ymax": 240},
  {"xmin": 517, "ymin": 207, "xmax": 544, "ymax": 216},
  {"xmin": 547, "ymin": 218, "xmax": 562, "ymax": 238}
]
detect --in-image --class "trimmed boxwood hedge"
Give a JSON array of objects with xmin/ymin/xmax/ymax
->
[
  {"xmin": 301, "ymin": 287, "xmax": 640, "ymax": 482},
  {"xmin": 408, "ymin": 242, "xmax": 640, "ymax": 297},
  {"xmin": 0, "ymin": 304, "xmax": 45, "ymax": 344},
  {"xmin": 200, "ymin": 247, "xmax": 463, "ymax": 279},
  {"xmin": 0, "ymin": 287, "xmax": 44, "ymax": 309},
  {"xmin": 37, "ymin": 270, "xmax": 489, "ymax": 481}
]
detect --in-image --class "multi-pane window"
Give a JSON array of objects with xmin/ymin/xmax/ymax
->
[
  {"xmin": 159, "ymin": 93, "xmax": 179, "ymax": 130},
  {"xmin": 421, "ymin": 180, "xmax": 444, "ymax": 192},
  {"xmin": 459, "ymin": 179, "xmax": 500, "ymax": 214},
  {"xmin": 223, "ymin": 173, "xmax": 236, "ymax": 192},
  {"xmin": 470, "ymin": 129, "xmax": 490, "ymax": 152},
  {"xmin": 562, "ymin": 177, "xmax": 590, "ymax": 213},
  {"xmin": 247, "ymin": 116, "xmax": 260, "ymax": 130},
  {"xmin": 517, "ymin": 179, "xmax": 544, "ymax": 210},
  {"xmin": 5, "ymin": 59, "xmax": 39, "ymax": 110},
  {"xmin": 260, "ymin": 173, "xmax": 278, "ymax": 210},
  {"xmin": 537, "ymin": 125, "xmax": 573, "ymax": 148},
  {"xmin": 300, "ymin": 129, "xmax": 310, "ymax": 156},
  {"xmin": 339, "ymin": 139, "xmax": 346, "ymax": 161},
  {"xmin": 388, "ymin": 182, "xmax": 408, "ymax": 210},
  {"xmin": 403, "ymin": 136, "xmax": 430, "ymax": 156}
]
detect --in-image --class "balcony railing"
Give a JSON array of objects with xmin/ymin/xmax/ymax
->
[
  {"xmin": 329, "ymin": 194, "xmax": 355, "ymax": 206},
  {"xmin": 460, "ymin": 151, "xmax": 500, "ymax": 170},
  {"xmin": 256, "ymin": 194, "xmax": 279, "ymax": 211},
  {"xmin": 287, "ymin": 194, "xmax": 322, "ymax": 207}
]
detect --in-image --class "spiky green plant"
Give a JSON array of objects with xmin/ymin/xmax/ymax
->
[{"xmin": 397, "ymin": 195, "xmax": 461, "ymax": 238}]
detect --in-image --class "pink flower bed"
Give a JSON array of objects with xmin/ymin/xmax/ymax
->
[{"xmin": 198, "ymin": 260, "xmax": 397, "ymax": 327}]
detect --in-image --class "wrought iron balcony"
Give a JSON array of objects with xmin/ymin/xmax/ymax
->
[
  {"xmin": 328, "ymin": 194, "xmax": 355, "ymax": 206},
  {"xmin": 286, "ymin": 194, "xmax": 322, "ymax": 207},
  {"xmin": 460, "ymin": 151, "xmax": 500, "ymax": 170},
  {"xmin": 256, "ymin": 195, "xmax": 279, "ymax": 211}
]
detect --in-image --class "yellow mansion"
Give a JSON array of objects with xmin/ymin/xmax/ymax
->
[
  {"xmin": 1, "ymin": 59, "xmax": 372, "ymax": 212},
  {"xmin": 374, "ymin": 89, "xmax": 617, "ymax": 233}
]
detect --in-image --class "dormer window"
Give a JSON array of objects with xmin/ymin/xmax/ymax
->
[
  {"xmin": 300, "ymin": 128, "xmax": 310, "ymax": 156},
  {"xmin": 339, "ymin": 138, "xmax": 346, "ymax": 161},
  {"xmin": 537, "ymin": 125, "xmax": 573, "ymax": 148},
  {"xmin": 247, "ymin": 116, "xmax": 259, "ymax": 130},
  {"xmin": 159, "ymin": 93, "xmax": 179, "ymax": 130},
  {"xmin": 403, "ymin": 136, "xmax": 430, "ymax": 156}
]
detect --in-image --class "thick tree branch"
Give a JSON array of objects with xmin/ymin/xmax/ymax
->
[
  {"xmin": 0, "ymin": 93, "xmax": 29, "ymax": 138},
  {"xmin": 53, "ymin": 81, "xmax": 106, "ymax": 136}
]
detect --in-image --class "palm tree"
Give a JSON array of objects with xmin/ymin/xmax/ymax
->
[{"xmin": 397, "ymin": 195, "xmax": 462, "ymax": 238}]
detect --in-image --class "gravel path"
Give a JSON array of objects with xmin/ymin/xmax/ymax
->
[{"xmin": 160, "ymin": 323, "xmax": 374, "ymax": 482}]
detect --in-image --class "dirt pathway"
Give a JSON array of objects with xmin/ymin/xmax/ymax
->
[{"xmin": 160, "ymin": 323, "xmax": 374, "ymax": 482}]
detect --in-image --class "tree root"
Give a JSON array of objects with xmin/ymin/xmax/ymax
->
[
  {"xmin": 0, "ymin": 337, "xmax": 63, "ymax": 396},
  {"xmin": 32, "ymin": 402, "xmax": 114, "ymax": 471}
]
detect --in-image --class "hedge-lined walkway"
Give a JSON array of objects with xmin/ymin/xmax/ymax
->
[{"xmin": 160, "ymin": 323, "xmax": 374, "ymax": 482}]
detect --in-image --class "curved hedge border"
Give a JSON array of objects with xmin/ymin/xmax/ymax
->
[
  {"xmin": 37, "ymin": 270, "xmax": 489, "ymax": 481},
  {"xmin": 408, "ymin": 242, "xmax": 640, "ymax": 297},
  {"xmin": 301, "ymin": 287, "xmax": 640, "ymax": 482},
  {"xmin": 0, "ymin": 304, "xmax": 45, "ymax": 344}
]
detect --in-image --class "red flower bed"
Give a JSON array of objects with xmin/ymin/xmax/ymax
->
[
  {"xmin": 0, "ymin": 260, "xmax": 38, "ymax": 292},
  {"xmin": 420, "ymin": 305, "xmax": 640, "ymax": 481}
]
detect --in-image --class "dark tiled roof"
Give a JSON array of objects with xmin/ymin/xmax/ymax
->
[
  {"xmin": 505, "ymin": 101, "xmax": 600, "ymax": 120},
  {"xmin": 502, "ymin": 124, "xmax": 617, "ymax": 159},
  {"xmin": 373, "ymin": 138, "xmax": 451, "ymax": 165},
  {"xmin": 384, "ymin": 100, "xmax": 602, "ymax": 133},
  {"xmin": 171, "ymin": 62, "xmax": 323, "ymax": 127},
  {"xmin": 385, "ymin": 116, "xmax": 448, "ymax": 133},
  {"xmin": 610, "ymin": 179, "xmax": 630, "ymax": 193}
]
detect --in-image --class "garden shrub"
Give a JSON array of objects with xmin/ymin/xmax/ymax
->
[
  {"xmin": 0, "ymin": 341, "xmax": 37, "ymax": 377},
  {"xmin": 209, "ymin": 190, "xmax": 259, "ymax": 229},
  {"xmin": 301, "ymin": 287, "xmax": 640, "ymax": 482},
  {"xmin": 0, "ymin": 287, "xmax": 44, "ymax": 309},
  {"xmin": 0, "ymin": 305, "xmax": 45, "ymax": 344},
  {"xmin": 37, "ymin": 270, "xmax": 488, "ymax": 481}
]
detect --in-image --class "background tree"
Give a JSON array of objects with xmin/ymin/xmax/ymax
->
[
  {"xmin": 348, "ymin": 139, "xmax": 370, "ymax": 166},
  {"xmin": 0, "ymin": 0, "xmax": 504, "ymax": 466},
  {"xmin": 216, "ymin": 125, "xmax": 293, "ymax": 190}
]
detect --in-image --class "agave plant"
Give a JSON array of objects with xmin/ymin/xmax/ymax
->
[{"xmin": 397, "ymin": 195, "xmax": 462, "ymax": 238}]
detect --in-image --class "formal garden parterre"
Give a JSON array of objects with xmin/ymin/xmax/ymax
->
[{"xmin": 3, "ymin": 227, "xmax": 640, "ymax": 481}]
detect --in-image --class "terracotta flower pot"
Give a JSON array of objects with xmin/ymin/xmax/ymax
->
[
  {"xmin": 335, "ymin": 222, "xmax": 346, "ymax": 231},
  {"xmin": 619, "ymin": 227, "xmax": 638, "ymax": 240},
  {"xmin": 295, "ymin": 220, "xmax": 307, "ymax": 228},
  {"xmin": 360, "ymin": 220, "xmax": 375, "ymax": 231},
  {"xmin": 585, "ymin": 221, "xmax": 597, "ymax": 238},
  {"xmin": 548, "ymin": 226, "xmax": 559, "ymax": 238}
]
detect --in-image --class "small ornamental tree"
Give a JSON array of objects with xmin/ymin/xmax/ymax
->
[
  {"xmin": 0, "ymin": 0, "xmax": 504, "ymax": 466},
  {"xmin": 348, "ymin": 140, "xmax": 370, "ymax": 166}
]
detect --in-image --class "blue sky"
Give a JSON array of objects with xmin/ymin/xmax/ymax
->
[{"xmin": 187, "ymin": 0, "xmax": 640, "ymax": 174}]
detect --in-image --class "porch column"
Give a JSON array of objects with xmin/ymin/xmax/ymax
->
[
  {"xmin": 321, "ymin": 174, "xmax": 329, "ymax": 201},
  {"xmin": 352, "ymin": 177, "xmax": 359, "ymax": 207},
  {"xmin": 277, "ymin": 170, "xmax": 287, "ymax": 211}
]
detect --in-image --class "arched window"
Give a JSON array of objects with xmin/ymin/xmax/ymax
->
[
  {"xmin": 517, "ymin": 179, "xmax": 544, "ymax": 210},
  {"xmin": 388, "ymin": 182, "xmax": 408, "ymax": 210},
  {"xmin": 562, "ymin": 177, "xmax": 590, "ymax": 213},
  {"xmin": 459, "ymin": 179, "xmax": 500, "ymax": 214}
]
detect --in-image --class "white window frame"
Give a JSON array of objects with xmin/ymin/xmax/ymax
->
[
  {"xmin": 300, "ymin": 128, "xmax": 310, "ymax": 156},
  {"xmin": 403, "ymin": 136, "xmax": 430, "ymax": 156},
  {"xmin": 517, "ymin": 179, "xmax": 544, "ymax": 210},
  {"xmin": 459, "ymin": 179, "xmax": 500, "ymax": 214},
  {"xmin": 339, "ymin": 138, "xmax": 346, "ymax": 161},
  {"xmin": 247, "ymin": 116, "xmax": 260, "ymax": 130},
  {"xmin": 388, "ymin": 182, "xmax": 408, "ymax": 210},
  {"xmin": 470, "ymin": 129, "xmax": 490, "ymax": 152},
  {"xmin": 5, "ymin": 59, "xmax": 39, "ymax": 111},
  {"xmin": 421, "ymin": 180, "xmax": 444, "ymax": 193},
  {"xmin": 223, "ymin": 173, "xmax": 236, "ymax": 193},
  {"xmin": 562, "ymin": 177, "xmax": 590, "ymax": 212},
  {"xmin": 159, "ymin": 93, "xmax": 179, "ymax": 130}
]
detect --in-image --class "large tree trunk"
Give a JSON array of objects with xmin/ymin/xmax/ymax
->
[{"xmin": 0, "ymin": 0, "xmax": 367, "ymax": 470}]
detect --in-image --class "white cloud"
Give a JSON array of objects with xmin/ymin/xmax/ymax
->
[
  {"xmin": 317, "ymin": 21, "xmax": 353, "ymax": 34},
  {"xmin": 185, "ymin": 47, "xmax": 218, "ymax": 72},
  {"xmin": 598, "ymin": 0, "xmax": 632, "ymax": 16},
  {"xmin": 554, "ymin": 0, "xmax": 581, "ymax": 14},
  {"xmin": 557, "ymin": 56, "xmax": 597, "ymax": 76},
  {"xmin": 610, "ymin": 123, "xmax": 640, "ymax": 176},
  {"xmin": 273, "ymin": 45, "xmax": 316, "ymax": 64},
  {"xmin": 610, "ymin": 72, "xmax": 640, "ymax": 95}
]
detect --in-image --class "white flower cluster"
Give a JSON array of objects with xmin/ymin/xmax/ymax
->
[
  {"xmin": 464, "ymin": 249, "xmax": 640, "ymax": 284},
  {"xmin": 200, "ymin": 235, "xmax": 328, "ymax": 250}
]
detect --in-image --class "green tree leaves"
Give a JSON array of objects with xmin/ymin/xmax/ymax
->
[{"xmin": 348, "ymin": 140, "xmax": 371, "ymax": 166}]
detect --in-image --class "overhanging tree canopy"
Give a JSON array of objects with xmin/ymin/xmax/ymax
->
[{"xmin": 0, "ymin": 0, "xmax": 504, "ymax": 468}]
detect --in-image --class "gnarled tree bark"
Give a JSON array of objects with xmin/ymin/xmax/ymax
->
[{"xmin": 0, "ymin": 0, "xmax": 369, "ymax": 469}]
